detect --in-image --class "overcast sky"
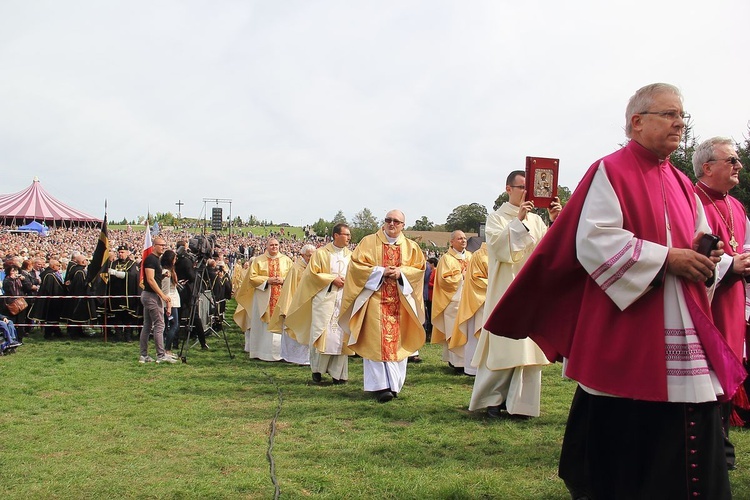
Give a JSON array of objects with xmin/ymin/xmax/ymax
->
[{"xmin": 1, "ymin": 1, "xmax": 748, "ymax": 227}]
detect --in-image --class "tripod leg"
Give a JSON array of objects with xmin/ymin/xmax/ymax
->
[
  {"xmin": 222, "ymin": 327, "xmax": 234, "ymax": 359},
  {"xmin": 178, "ymin": 322, "xmax": 193, "ymax": 362}
]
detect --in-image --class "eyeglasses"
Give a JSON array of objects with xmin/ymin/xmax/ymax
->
[
  {"xmin": 384, "ymin": 218, "xmax": 404, "ymax": 225},
  {"xmin": 708, "ymin": 156, "xmax": 742, "ymax": 166},
  {"xmin": 509, "ymin": 185, "xmax": 526, "ymax": 190},
  {"xmin": 153, "ymin": 243, "xmax": 166, "ymax": 247},
  {"xmin": 638, "ymin": 110, "xmax": 690, "ymax": 121}
]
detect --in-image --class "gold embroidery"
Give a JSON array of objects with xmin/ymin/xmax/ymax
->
[
  {"xmin": 268, "ymin": 258, "xmax": 281, "ymax": 317},
  {"xmin": 380, "ymin": 243, "xmax": 401, "ymax": 361}
]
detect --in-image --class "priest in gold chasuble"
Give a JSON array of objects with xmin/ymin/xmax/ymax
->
[
  {"xmin": 233, "ymin": 238, "xmax": 293, "ymax": 361},
  {"xmin": 339, "ymin": 210, "xmax": 425, "ymax": 402},
  {"xmin": 269, "ymin": 244, "xmax": 315, "ymax": 365},
  {"xmin": 431, "ymin": 230, "xmax": 472, "ymax": 373}
]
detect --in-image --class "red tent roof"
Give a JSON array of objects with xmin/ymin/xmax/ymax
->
[{"xmin": 0, "ymin": 177, "xmax": 101, "ymax": 225}]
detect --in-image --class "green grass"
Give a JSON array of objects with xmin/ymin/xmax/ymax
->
[{"xmin": 3, "ymin": 302, "xmax": 750, "ymax": 499}]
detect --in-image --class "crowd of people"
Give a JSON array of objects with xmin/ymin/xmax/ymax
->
[
  {"xmin": 0, "ymin": 227, "xmax": 308, "ymax": 351},
  {"xmin": 2, "ymin": 82, "xmax": 748, "ymax": 497}
]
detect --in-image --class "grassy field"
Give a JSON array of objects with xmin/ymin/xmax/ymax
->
[{"xmin": 3, "ymin": 301, "xmax": 750, "ymax": 499}]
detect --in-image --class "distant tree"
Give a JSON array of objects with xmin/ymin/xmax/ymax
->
[
  {"xmin": 493, "ymin": 193, "xmax": 509, "ymax": 211},
  {"xmin": 445, "ymin": 203, "xmax": 488, "ymax": 233},
  {"xmin": 670, "ymin": 120, "xmax": 699, "ymax": 182},
  {"xmin": 410, "ymin": 216, "xmax": 434, "ymax": 231},
  {"xmin": 154, "ymin": 212, "xmax": 177, "ymax": 226},
  {"xmin": 233, "ymin": 216, "xmax": 243, "ymax": 227},
  {"xmin": 351, "ymin": 207, "xmax": 380, "ymax": 242},
  {"xmin": 332, "ymin": 210, "xmax": 348, "ymax": 225},
  {"xmin": 352, "ymin": 208, "xmax": 379, "ymax": 231},
  {"xmin": 735, "ymin": 126, "xmax": 750, "ymax": 213},
  {"xmin": 311, "ymin": 218, "xmax": 332, "ymax": 238}
]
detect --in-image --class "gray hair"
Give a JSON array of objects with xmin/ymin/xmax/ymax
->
[
  {"xmin": 625, "ymin": 83, "xmax": 682, "ymax": 138},
  {"xmin": 301, "ymin": 244, "xmax": 316, "ymax": 255},
  {"xmin": 692, "ymin": 136, "xmax": 735, "ymax": 178}
]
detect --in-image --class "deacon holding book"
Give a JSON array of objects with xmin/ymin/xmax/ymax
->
[{"xmin": 469, "ymin": 170, "xmax": 560, "ymax": 418}]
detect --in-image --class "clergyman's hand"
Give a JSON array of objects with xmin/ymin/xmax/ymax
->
[
  {"xmin": 548, "ymin": 197, "xmax": 562, "ymax": 222},
  {"xmin": 666, "ymin": 234, "xmax": 723, "ymax": 283},
  {"xmin": 518, "ymin": 198, "xmax": 534, "ymax": 221},
  {"xmin": 732, "ymin": 252, "xmax": 750, "ymax": 275}
]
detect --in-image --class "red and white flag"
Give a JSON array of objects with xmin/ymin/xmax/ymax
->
[{"xmin": 139, "ymin": 221, "xmax": 153, "ymax": 288}]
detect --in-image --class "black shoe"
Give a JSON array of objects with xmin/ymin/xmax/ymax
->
[
  {"xmin": 201, "ymin": 344, "xmax": 210, "ymax": 350},
  {"xmin": 487, "ymin": 406, "xmax": 501, "ymax": 419},
  {"xmin": 508, "ymin": 413, "xmax": 532, "ymax": 421},
  {"xmin": 728, "ymin": 463, "xmax": 737, "ymax": 471},
  {"xmin": 376, "ymin": 390, "xmax": 394, "ymax": 403},
  {"xmin": 332, "ymin": 378, "xmax": 346, "ymax": 385},
  {"xmin": 312, "ymin": 372, "xmax": 322, "ymax": 383},
  {"xmin": 407, "ymin": 355, "xmax": 422, "ymax": 364}
]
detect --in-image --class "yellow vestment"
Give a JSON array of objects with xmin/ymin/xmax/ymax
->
[
  {"xmin": 233, "ymin": 252, "xmax": 293, "ymax": 332},
  {"xmin": 268, "ymin": 256, "xmax": 307, "ymax": 333},
  {"xmin": 285, "ymin": 243, "xmax": 354, "ymax": 354},
  {"xmin": 339, "ymin": 229, "xmax": 426, "ymax": 362},
  {"xmin": 231, "ymin": 264, "xmax": 248, "ymax": 294},
  {"xmin": 430, "ymin": 247, "xmax": 472, "ymax": 345},
  {"xmin": 450, "ymin": 243, "xmax": 488, "ymax": 349}
]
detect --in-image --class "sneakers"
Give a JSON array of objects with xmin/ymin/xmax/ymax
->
[
  {"xmin": 139, "ymin": 355, "xmax": 155, "ymax": 364},
  {"xmin": 156, "ymin": 355, "xmax": 179, "ymax": 364}
]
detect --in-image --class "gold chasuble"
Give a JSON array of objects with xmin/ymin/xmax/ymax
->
[
  {"xmin": 285, "ymin": 243, "xmax": 353, "ymax": 353},
  {"xmin": 268, "ymin": 256, "xmax": 307, "ymax": 333},
  {"xmin": 430, "ymin": 247, "xmax": 472, "ymax": 345},
  {"xmin": 450, "ymin": 243, "xmax": 488, "ymax": 349},
  {"xmin": 233, "ymin": 252, "xmax": 293, "ymax": 331},
  {"xmin": 339, "ymin": 229, "xmax": 426, "ymax": 362}
]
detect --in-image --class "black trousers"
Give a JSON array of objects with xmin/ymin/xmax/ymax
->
[{"xmin": 560, "ymin": 386, "xmax": 731, "ymax": 500}]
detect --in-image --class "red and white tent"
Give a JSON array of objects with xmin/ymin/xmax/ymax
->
[{"xmin": 0, "ymin": 177, "xmax": 101, "ymax": 226}]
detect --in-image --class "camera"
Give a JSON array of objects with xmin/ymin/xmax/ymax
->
[{"xmin": 188, "ymin": 234, "xmax": 216, "ymax": 260}]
